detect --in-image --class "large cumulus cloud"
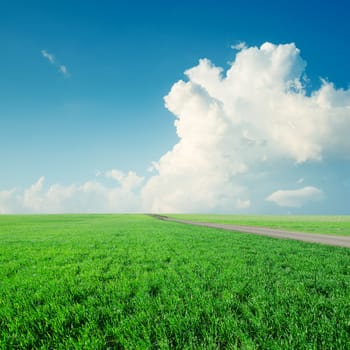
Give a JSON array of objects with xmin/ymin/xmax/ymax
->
[
  {"xmin": 1, "ymin": 42, "xmax": 350, "ymax": 213},
  {"xmin": 142, "ymin": 42, "xmax": 350, "ymax": 212}
]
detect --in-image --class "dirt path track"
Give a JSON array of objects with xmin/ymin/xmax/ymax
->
[{"xmin": 150, "ymin": 215, "xmax": 350, "ymax": 248}]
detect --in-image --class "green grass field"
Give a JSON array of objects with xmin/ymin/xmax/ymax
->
[
  {"xmin": 1, "ymin": 214, "xmax": 350, "ymax": 349},
  {"xmin": 169, "ymin": 214, "xmax": 350, "ymax": 236}
]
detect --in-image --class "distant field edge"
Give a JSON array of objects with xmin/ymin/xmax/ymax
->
[{"xmin": 149, "ymin": 214, "xmax": 350, "ymax": 248}]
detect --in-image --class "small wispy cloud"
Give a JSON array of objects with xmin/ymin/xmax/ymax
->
[
  {"xmin": 59, "ymin": 65, "xmax": 70, "ymax": 78},
  {"xmin": 231, "ymin": 41, "xmax": 247, "ymax": 51},
  {"xmin": 41, "ymin": 49, "xmax": 55, "ymax": 64},
  {"xmin": 41, "ymin": 49, "xmax": 70, "ymax": 78}
]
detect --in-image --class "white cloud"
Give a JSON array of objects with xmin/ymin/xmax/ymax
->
[
  {"xmin": 0, "ymin": 171, "xmax": 143, "ymax": 214},
  {"xmin": 141, "ymin": 42, "xmax": 350, "ymax": 212},
  {"xmin": 0, "ymin": 189, "xmax": 18, "ymax": 214},
  {"xmin": 231, "ymin": 41, "xmax": 247, "ymax": 51},
  {"xmin": 23, "ymin": 176, "xmax": 46, "ymax": 211},
  {"xmin": 59, "ymin": 65, "xmax": 70, "ymax": 78},
  {"xmin": 2, "ymin": 42, "xmax": 350, "ymax": 213},
  {"xmin": 41, "ymin": 49, "xmax": 70, "ymax": 78},
  {"xmin": 236, "ymin": 199, "xmax": 251, "ymax": 209},
  {"xmin": 105, "ymin": 170, "xmax": 144, "ymax": 191},
  {"xmin": 41, "ymin": 49, "xmax": 55, "ymax": 64},
  {"xmin": 266, "ymin": 186, "xmax": 324, "ymax": 208}
]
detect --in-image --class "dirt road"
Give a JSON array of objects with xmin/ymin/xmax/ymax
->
[{"xmin": 151, "ymin": 215, "xmax": 350, "ymax": 248}]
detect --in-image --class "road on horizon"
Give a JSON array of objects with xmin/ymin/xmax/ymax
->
[{"xmin": 151, "ymin": 215, "xmax": 350, "ymax": 249}]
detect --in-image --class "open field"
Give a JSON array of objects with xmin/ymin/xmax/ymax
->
[
  {"xmin": 168, "ymin": 214, "xmax": 350, "ymax": 236},
  {"xmin": 1, "ymin": 214, "xmax": 350, "ymax": 349}
]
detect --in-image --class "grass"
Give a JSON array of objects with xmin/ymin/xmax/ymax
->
[
  {"xmin": 168, "ymin": 214, "xmax": 350, "ymax": 236},
  {"xmin": 1, "ymin": 214, "xmax": 350, "ymax": 349}
]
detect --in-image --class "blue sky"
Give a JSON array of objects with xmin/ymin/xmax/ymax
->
[{"xmin": 1, "ymin": 0, "xmax": 350, "ymax": 213}]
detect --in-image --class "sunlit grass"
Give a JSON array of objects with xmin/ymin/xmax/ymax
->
[{"xmin": 1, "ymin": 214, "xmax": 350, "ymax": 349}]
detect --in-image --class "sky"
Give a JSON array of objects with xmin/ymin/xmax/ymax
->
[{"xmin": 1, "ymin": 0, "xmax": 350, "ymax": 214}]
